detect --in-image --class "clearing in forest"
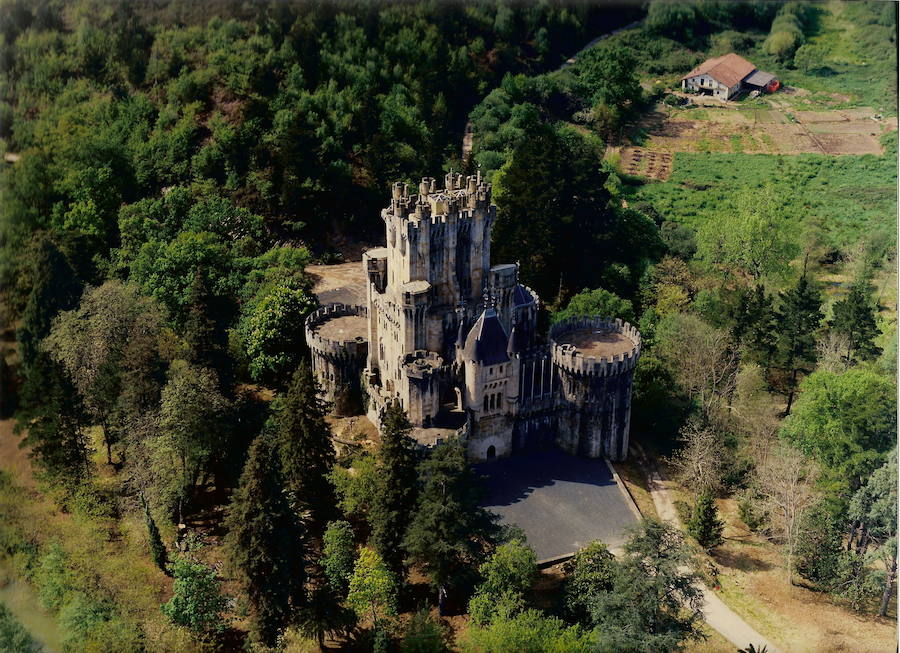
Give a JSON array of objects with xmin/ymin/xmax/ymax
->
[{"xmin": 638, "ymin": 99, "xmax": 895, "ymax": 156}]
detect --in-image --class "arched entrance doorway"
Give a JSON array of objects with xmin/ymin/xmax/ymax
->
[{"xmin": 486, "ymin": 445, "xmax": 496, "ymax": 460}]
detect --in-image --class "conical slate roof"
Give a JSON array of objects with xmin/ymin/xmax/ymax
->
[
  {"xmin": 512, "ymin": 284, "xmax": 534, "ymax": 307},
  {"xmin": 463, "ymin": 307, "xmax": 510, "ymax": 365}
]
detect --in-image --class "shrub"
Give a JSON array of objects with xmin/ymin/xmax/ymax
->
[
  {"xmin": 400, "ymin": 609, "xmax": 449, "ymax": 653},
  {"xmin": 161, "ymin": 558, "xmax": 228, "ymax": 634},
  {"xmin": 0, "ymin": 603, "xmax": 41, "ymax": 653}
]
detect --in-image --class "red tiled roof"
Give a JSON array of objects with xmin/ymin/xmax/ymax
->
[{"xmin": 682, "ymin": 53, "xmax": 757, "ymax": 88}]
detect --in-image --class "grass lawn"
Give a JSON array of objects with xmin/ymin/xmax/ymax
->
[{"xmin": 630, "ymin": 147, "xmax": 897, "ymax": 253}]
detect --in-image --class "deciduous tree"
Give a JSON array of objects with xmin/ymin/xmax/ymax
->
[
  {"xmin": 696, "ymin": 189, "xmax": 798, "ymax": 284},
  {"xmin": 655, "ymin": 313, "xmax": 739, "ymax": 418},
  {"xmin": 347, "ymin": 547, "xmax": 396, "ymax": 636},
  {"xmin": 755, "ymin": 443, "xmax": 819, "ymax": 584},
  {"xmin": 161, "ymin": 559, "xmax": 228, "ymax": 634},
  {"xmin": 323, "ymin": 520, "xmax": 356, "ymax": 596},
  {"xmin": 468, "ymin": 539, "xmax": 537, "ymax": 625},
  {"xmin": 780, "ymin": 368, "xmax": 896, "ymax": 495},
  {"xmin": 552, "ymin": 287, "xmax": 634, "ymax": 324},
  {"xmin": 43, "ymin": 280, "xmax": 164, "ymax": 464},
  {"xmin": 155, "ymin": 360, "xmax": 229, "ymax": 521},
  {"xmin": 562, "ymin": 541, "xmax": 616, "ymax": 625},
  {"xmin": 667, "ymin": 419, "xmax": 726, "ymax": 495}
]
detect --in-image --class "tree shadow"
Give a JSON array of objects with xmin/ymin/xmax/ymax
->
[{"xmin": 714, "ymin": 548, "xmax": 775, "ymax": 573}]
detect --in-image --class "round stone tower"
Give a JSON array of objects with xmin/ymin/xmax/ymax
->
[
  {"xmin": 305, "ymin": 303, "xmax": 369, "ymax": 416},
  {"xmin": 550, "ymin": 317, "xmax": 641, "ymax": 461}
]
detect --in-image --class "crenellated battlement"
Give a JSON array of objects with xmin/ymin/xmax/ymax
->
[
  {"xmin": 305, "ymin": 303, "xmax": 369, "ymax": 358},
  {"xmin": 520, "ymin": 284, "xmax": 540, "ymax": 309},
  {"xmin": 550, "ymin": 317, "xmax": 641, "ymax": 377},
  {"xmin": 385, "ymin": 174, "xmax": 492, "ymax": 223},
  {"xmin": 402, "ymin": 350, "xmax": 444, "ymax": 380}
]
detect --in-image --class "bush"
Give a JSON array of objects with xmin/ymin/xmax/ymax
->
[
  {"xmin": 400, "ymin": 609, "xmax": 448, "ymax": 653},
  {"xmin": 737, "ymin": 493, "xmax": 766, "ymax": 531},
  {"xmin": 35, "ymin": 542, "xmax": 74, "ymax": 613},
  {"xmin": 0, "ymin": 603, "xmax": 41, "ymax": 653},
  {"xmin": 460, "ymin": 608, "xmax": 593, "ymax": 653},
  {"xmin": 161, "ymin": 558, "xmax": 228, "ymax": 634}
]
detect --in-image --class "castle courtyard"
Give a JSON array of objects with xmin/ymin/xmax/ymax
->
[{"xmin": 476, "ymin": 448, "xmax": 639, "ymax": 562}]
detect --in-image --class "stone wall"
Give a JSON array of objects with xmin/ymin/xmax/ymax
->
[
  {"xmin": 549, "ymin": 317, "xmax": 641, "ymax": 461},
  {"xmin": 305, "ymin": 303, "xmax": 369, "ymax": 416}
]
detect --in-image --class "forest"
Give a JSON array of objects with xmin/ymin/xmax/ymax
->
[{"xmin": 0, "ymin": 0, "xmax": 896, "ymax": 651}]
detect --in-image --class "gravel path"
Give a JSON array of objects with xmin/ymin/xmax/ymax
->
[{"xmin": 636, "ymin": 445, "xmax": 784, "ymax": 653}]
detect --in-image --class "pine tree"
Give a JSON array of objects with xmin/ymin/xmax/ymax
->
[
  {"xmin": 773, "ymin": 274, "xmax": 823, "ymax": 414},
  {"xmin": 17, "ymin": 353, "xmax": 90, "ymax": 487},
  {"xmin": 403, "ymin": 442, "xmax": 498, "ymax": 611},
  {"xmin": 224, "ymin": 432, "xmax": 306, "ymax": 646},
  {"xmin": 142, "ymin": 494, "xmax": 169, "ymax": 575},
  {"xmin": 17, "ymin": 236, "xmax": 81, "ymax": 373},
  {"xmin": 183, "ymin": 269, "xmax": 232, "ymax": 391},
  {"xmin": 730, "ymin": 283, "xmax": 776, "ymax": 366},
  {"xmin": 829, "ymin": 279, "xmax": 882, "ymax": 364},
  {"xmin": 370, "ymin": 401, "xmax": 419, "ymax": 585},
  {"xmin": 275, "ymin": 362, "xmax": 337, "ymax": 531},
  {"xmin": 687, "ymin": 492, "xmax": 724, "ymax": 551}
]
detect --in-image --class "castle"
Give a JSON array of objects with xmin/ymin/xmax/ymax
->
[{"xmin": 305, "ymin": 174, "xmax": 641, "ymax": 462}]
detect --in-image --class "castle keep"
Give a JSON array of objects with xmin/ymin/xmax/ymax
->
[{"xmin": 305, "ymin": 174, "xmax": 640, "ymax": 462}]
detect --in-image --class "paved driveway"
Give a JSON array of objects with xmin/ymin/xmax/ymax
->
[{"xmin": 476, "ymin": 449, "xmax": 639, "ymax": 561}]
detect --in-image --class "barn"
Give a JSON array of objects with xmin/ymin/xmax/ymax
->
[{"xmin": 681, "ymin": 53, "xmax": 779, "ymax": 100}]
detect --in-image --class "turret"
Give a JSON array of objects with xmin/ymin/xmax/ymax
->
[{"xmin": 550, "ymin": 317, "xmax": 641, "ymax": 461}]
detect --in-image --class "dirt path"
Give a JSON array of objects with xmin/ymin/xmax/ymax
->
[{"xmin": 633, "ymin": 443, "xmax": 783, "ymax": 653}]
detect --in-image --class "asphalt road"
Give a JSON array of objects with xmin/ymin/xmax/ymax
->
[{"xmin": 476, "ymin": 449, "xmax": 639, "ymax": 561}]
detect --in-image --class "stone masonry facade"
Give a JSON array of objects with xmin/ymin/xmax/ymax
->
[{"xmin": 305, "ymin": 174, "xmax": 640, "ymax": 462}]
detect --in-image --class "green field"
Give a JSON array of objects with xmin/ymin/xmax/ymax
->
[{"xmin": 630, "ymin": 145, "xmax": 897, "ymax": 253}]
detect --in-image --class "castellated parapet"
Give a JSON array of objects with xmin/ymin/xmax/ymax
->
[
  {"xmin": 308, "ymin": 174, "xmax": 641, "ymax": 465},
  {"xmin": 305, "ymin": 303, "xmax": 368, "ymax": 416},
  {"xmin": 550, "ymin": 317, "xmax": 641, "ymax": 461}
]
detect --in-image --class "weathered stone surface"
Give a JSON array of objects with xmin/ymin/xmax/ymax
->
[{"xmin": 305, "ymin": 175, "xmax": 640, "ymax": 462}]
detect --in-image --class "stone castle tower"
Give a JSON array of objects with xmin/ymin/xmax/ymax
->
[{"xmin": 306, "ymin": 174, "xmax": 640, "ymax": 462}]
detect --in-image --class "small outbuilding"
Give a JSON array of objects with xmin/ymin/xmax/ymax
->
[{"xmin": 681, "ymin": 53, "xmax": 779, "ymax": 100}]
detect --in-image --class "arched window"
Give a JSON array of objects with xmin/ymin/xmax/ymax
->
[
  {"xmin": 483, "ymin": 395, "xmax": 489, "ymax": 411},
  {"xmin": 496, "ymin": 393, "xmax": 502, "ymax": 409},
  {"xmin": 489, "ymin": 394, "xmax": 495, "ymax": 410}
]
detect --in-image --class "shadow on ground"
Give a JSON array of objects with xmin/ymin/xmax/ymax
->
[{"xmin": 476, "ymin": 448, "xmax": 638, "ymax": 560}]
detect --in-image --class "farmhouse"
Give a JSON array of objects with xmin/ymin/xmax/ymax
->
[{"xmin": 681, "ymin": 53, "xmax": 779, "ymax": 100}]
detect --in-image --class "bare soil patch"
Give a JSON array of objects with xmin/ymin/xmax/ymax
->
[
  {"xmin": 313, "ymin": 314, "xmax": 368, "ymax": 341},
  {"xmin": 557, "ymin": 328, "xmax": 636, "ymax": 358},
  {"xmin": 643, "ymin": 101, "xmax": 893, "ymax": 156},
  {"xmin": 620, "ymin": 146, "xmax": 673, "ymax": 180},
  {"xmin": 307, "ymin": 261, "xmax": 368, "ymax": 306}
]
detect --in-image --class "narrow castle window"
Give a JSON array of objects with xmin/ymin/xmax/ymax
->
[{"xmin": 483, "ymin": 395, "xmax": 489, "ymax": 411}]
